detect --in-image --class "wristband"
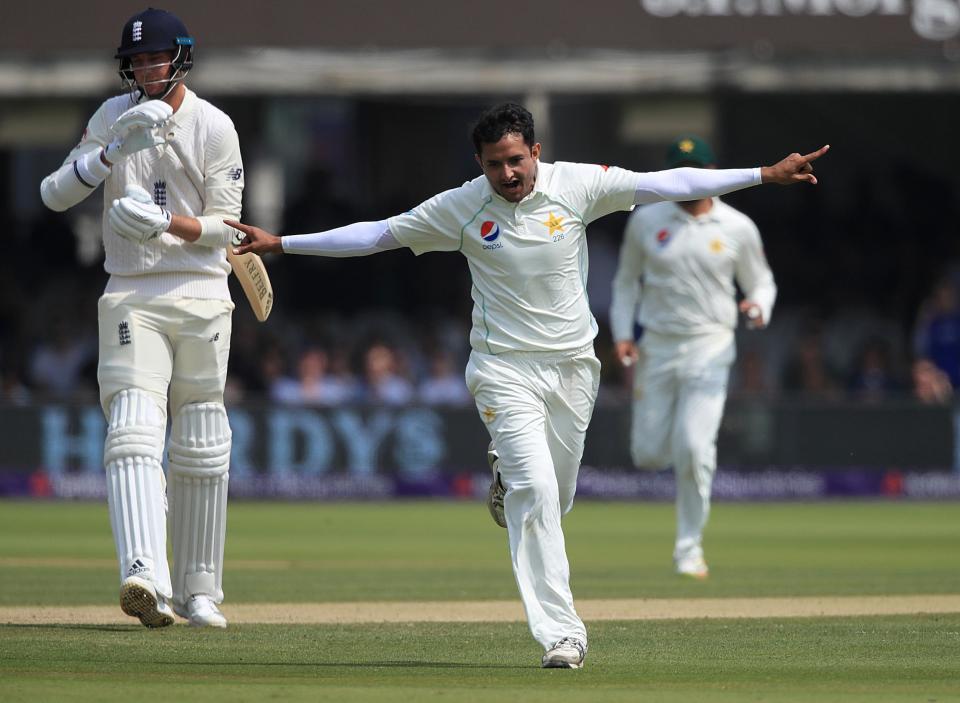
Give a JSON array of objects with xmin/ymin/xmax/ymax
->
[{"xmin": 74, "ymin": 149, "xmax": 112, "ymax": 188}]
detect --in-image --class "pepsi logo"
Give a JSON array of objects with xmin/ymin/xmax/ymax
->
[
  {"xmin": 480, "ymin": 221, "xmax": 500, "ymax": 242},
  {"xmin": 656, "ymin": 229, "xmax": 672, "ymax": 247}
]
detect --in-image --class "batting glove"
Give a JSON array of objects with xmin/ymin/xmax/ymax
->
[
  {"xmin": 109, "ymin": 184, "xmax": 172, "ymax": 244},
  {"xmin": 103, "ymin": 101, "xmax": 173, "ymax": 164}
]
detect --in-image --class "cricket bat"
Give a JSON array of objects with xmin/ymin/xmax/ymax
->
[
  {"xmin": 163, "ymin": 133, "xmax": 274, "ymax": 322},
  {"xmin": 227, "ymin": 246, "xmax": 273, "ymax": 322}
]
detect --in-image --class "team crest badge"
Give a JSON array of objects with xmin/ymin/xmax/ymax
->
[
  {"xmin": 480, "ymin": 221, "xmax": 500, "ymax": 242},
  {"xmin": 153, "ymin": 181, "xmax": 167, "ymax": 207},
  {"xmin": 543, "ymin": 213, "xmax": 565, "ymax": 236}
]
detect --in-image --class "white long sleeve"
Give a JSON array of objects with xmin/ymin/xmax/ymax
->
[
  {"xmin": 734, "ymin": 220, "xmax": 778, "ymax": 324},
  {"xmin": 634, "ymin": 167, "xmax": 761, "ymax": 205},
  {"xmin": 40, "ymin": 102, "xmax": 113, "ymax": 212},
  {"xmin": 281, "ymin": 220, "xmax": 401, "ymax": 257},
  {"xmin": 609, "ymin": 226, "xmax": 646, "ymax": 343}
]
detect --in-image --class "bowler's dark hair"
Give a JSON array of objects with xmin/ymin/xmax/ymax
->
[{"xmin": 471, "ymin": 103, "xmax": 536, "ymax": 155}]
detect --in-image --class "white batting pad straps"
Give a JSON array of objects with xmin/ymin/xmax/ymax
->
[
  {"xmin": 168, "ymin": 402, "xmax": 232, "ymax": 475},
  {"xmin": 168, "ymin": 402, "xmax": 231, "ymax": 604},
  {"xmin": 104, "ymin": 389, "xmax": 172, "ymax": 599},
  {"xmin": 104, "ymin": 389, "xmax": 166, "ymax": 465}
]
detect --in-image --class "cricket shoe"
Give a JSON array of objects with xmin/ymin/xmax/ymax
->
[
  {"xmin": 486, "ymin": 441, "xmax": 506, "ymax": 528},
  {"xmin": 174, "ymin": 595, "xmax": 228, "ymax": 628},
  {"xmin": 541, "ymin": 637, "xmax": 587, "ymax": 669},
  {"xmin": 119, "ymin": 575, "xmax": 175, "ymax": 628},
  {"xmin": 675, "ymin": 554, "xmax": 709, "ymax": 580}
]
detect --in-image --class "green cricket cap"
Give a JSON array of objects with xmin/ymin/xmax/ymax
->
[{"xmin": 665, "ymin": 135, "xmax": 716, "ymax": 168}]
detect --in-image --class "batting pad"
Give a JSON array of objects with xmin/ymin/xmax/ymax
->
[
  {"xmin": 168, "ymin": 402, "xmax": 231, "ymax": 605},
  {"xmin": 104, "ymin": 389, "xmax": 172, "ymax": 598}
]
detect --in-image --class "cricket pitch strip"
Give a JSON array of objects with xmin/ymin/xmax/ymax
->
[{"xmin": 2, "ymin": 595, "xmax": 959, "ymax": 626}]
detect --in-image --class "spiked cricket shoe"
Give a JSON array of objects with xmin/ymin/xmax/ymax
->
[
  {"xmin": 675, "ymin": 554, "xmax": 709, "ymax": 580},
  {"xmin": 120, "ymin": 576, "xmax": 175, "ymax": 628},
  {"xmin": 486, "ymin": 442, "xmax": 506, "ymax": 528},
  {"xmin": 174, "ymin": 595, "xmax": 228, "ymax": 628},
  {"xmin": 541, "ymin": 637, "xmax": 587, "ymax": 669}
]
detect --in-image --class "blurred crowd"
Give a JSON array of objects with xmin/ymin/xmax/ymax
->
[
  {"xmin": 3, "ymin": 200, "xmax": 959, "ymax": 410},
  {"xmin": 228, "ymin": 311, "xmax": 474, "ymax": 408},
  {"xmin": 725, "ymin": 296, "xmax": 955, "ymax": 406}
]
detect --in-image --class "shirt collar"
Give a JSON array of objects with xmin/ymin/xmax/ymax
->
[
  {"xmin": 670, "ymin": 197, "xmax": 722, "ymax": 223},
  {"xmin": 482, "ymin": 160, "xmax": 552, "ymax": 205},
  {"xmin": 531, "ymin": 160, "xmax": 552, "ymax": 197},
  {"xmin": 169, "ymin": 86, "xmax": 197, "ymax": 123}
]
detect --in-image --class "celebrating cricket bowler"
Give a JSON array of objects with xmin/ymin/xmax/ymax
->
[
  {"xmin": 610, "ymin": 136, "xmax": 777, "ymax": 580},
  {"xmin": 228, "ymin": 104, "xmax": 827, "ymax": 668},
  {"xmin": 40, "ymin": 8, "xmax": 246, "ymax": 628}
]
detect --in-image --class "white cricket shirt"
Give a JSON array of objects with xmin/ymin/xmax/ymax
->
[
  {"xmin": 388, "ymin": 161, "xmax": 638, "ymax": 354},
  {"xmin": 609, "ymin": 199, "xmax": 777, "ymax": 341},
  {"xmin": 57, "ymin": 88, "xmax": 244, "ymax": 300}
]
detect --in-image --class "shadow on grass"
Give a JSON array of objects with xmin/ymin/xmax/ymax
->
[
  {"xmin": 200, "ymin": 660, "xmax": 533, "ymax": 670},
  {"xmin": 0, "ymin": 626, "xmax": 534, "ymax": 668},
  {"xmin": 1, "ymin": 623, "xmax": 139, "ymax": 632}
]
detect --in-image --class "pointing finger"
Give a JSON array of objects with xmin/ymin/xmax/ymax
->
[
  {"xmin": 223, "ymin": 219, "xmax": 253, "ymax": 234},
  {"xmin": 802, "ymin": 144, "xmax": 830, "ymax": 163}
]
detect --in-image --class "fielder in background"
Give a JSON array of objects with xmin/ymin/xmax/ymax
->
[
  {"xmin": 40, "ymin": 8, "xmax": 245, "ymax": 628},
  {"xmin": 609, "ymin": 136, "xmax": 777, "ymax": 580},
  {"xmin": 227, "ymin": 105, "xmax": 822, "ymax": 668}
]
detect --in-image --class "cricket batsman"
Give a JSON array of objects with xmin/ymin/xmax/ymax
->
[
  {"xmin": 228, "ymin": 104, "xmax": 825, "ymax": 667},
  {"xmin": 610, "ymin": 136, "xmax": 777, "ymax": 580},
  {"xmin": 40, "ymin": 8, "xmax": 245, "ymax": 628}
]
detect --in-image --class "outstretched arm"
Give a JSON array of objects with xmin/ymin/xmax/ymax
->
[
  {"xmin": 634, "ymin": 167, "xmax": 760, "ymax": 205},
  {"xmin": 227, "ymin": 219, "xmax": 401, "ymax": 257},
  {"xmin": 633, "ymin": 145, "xmax": 830, "ymax": 205}
]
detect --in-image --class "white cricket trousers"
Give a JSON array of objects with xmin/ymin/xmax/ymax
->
[
  {"xmin": 466, "ymin": 344, "xmax": 600, "ymax": 650},
  {"xmin": 97, "ymin": 292, "xmax": 234, "ymax": 598},
  {"xmin": 98, "ymin": 293, "xmax": 234, "ymax": 418},
  {"xmin": 630, "ymin": 330, "xmax": 734, "ymax": 562}
]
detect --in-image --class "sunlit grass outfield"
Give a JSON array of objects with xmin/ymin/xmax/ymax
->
[
  {"xmin": 1, "ymin": 500, "xmax": 959, "ymax": 701},
  {"xmin": 1, "ymin": 501, "xmax": 957, "ymax": 604},
  {"xmin": 4, "ymin": 616, "xmax": 959, "ymax": 703}
]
